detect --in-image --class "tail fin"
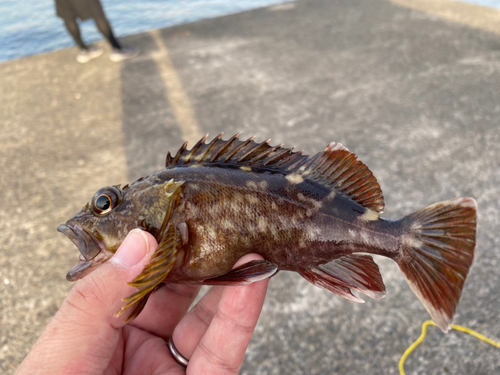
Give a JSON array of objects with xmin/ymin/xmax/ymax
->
[{"xmin": 397, "ymin": 198, "xmax": 477, "ymax": 333}]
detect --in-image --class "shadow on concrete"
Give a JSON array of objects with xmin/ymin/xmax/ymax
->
[{"xmin": 119, "ymin": 32, "xmax": 185, "ymax": 182}]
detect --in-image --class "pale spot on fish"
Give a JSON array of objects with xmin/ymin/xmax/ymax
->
[
  {"xmin": 222, "ymin": 219, "xmax": 235, "ymax": 231},
  {"xmin": 312, "ymin": 200, "xmax": 322, "ymax": 209},
  {"xmin": 211, "ymin": 204, "xmax": 222, "ymax": 215},
  {"xmin": 411, "ymin": 222, "xmax": 422, "ymax": 232},
  {"xmin": 258, "ymin": 180, "xmax": 268, "ymax": 190},
  {"xmin": 258, "ymin": 217, "xmax": 268, "ymax": 232},
  {"xmin": 245, "ymin": 194, "xmax": 259, "ymax": 205},
  {"xmin": 286, "ymin": 173, "xmax": 304, "ymax": 184},
  {"xmin": 206, "ymin": 225, "xmax": 217, "ymax": 240},
  {"xmin": 291, "ymin": 211, "xmax": 305, "ymax": 224},
  {"xmin": 269, "ymin": 225, "xmax": 279, "ymax": 239},
  {"xmin": 230, "ymin": 200, "xmax": 241, "ymax": 213},
  {"xmin": 360, "ymin": 230, "xmax": 371, "ymax": 242},
  {"xmin": 327, "ymin": 191, "xmax": 336, "ymax": 200},
  {"xmin": 404, "ymin": 237, "xmax": 423, "ymax": 249},
  {"xmin": 298, "ymin": 193, "xmax": 323, "ymax": 210},
  {"xmin": 233, "ymin": 192, "xmax": 244, "ymax": 203},
  {"xmin": 246, "ymin": 181, "xmax": 258, "ymax": 190},
  {"xmin": 187, "ymin": 202, "xmax": 199, "ymax": 216},
  {"xmin": 306, "ymin": 224, "xmax": 321, "ymax": 238},
  {"xmin": 359, "ymin": 210, "xmax": 379, "ymax": 222},
  {"xmin": 244, "ymin": 205, "xmax": 254, "ymax": 218},
  {"xmin": 240, "ymin": 166, "xmax": 252, "ymax": 172}
]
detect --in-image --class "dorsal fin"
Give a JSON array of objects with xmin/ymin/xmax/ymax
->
[
  {"xmin": 165, "ymin": 133, "xmax": 384, "ymax": 213},
  {"xmin": 296, "ymin": 142, "xmax": 384, "ymax": 213},
  {"xmin": 165, "ymin": 132, "xmax": 307, "ymax": 170}
]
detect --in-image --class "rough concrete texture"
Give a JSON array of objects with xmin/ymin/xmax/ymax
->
[{"xmin": 1, "ymin": 0, "xmax": 500, "ymax": 374}]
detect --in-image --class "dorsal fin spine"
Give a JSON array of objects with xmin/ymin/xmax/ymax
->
[
  {"xmin": 304, "ymin": 150, "xmax": 336, "ymax": 179},
  {"xmin": 165, "ymin": 151, "xmax": 172, "ymax": 166},
  {"xmin": 263, "ymin": 147, "xmax": 292, "ymax": 167},
  {"xmin": 173, "ymin": 142, "xmax": 188, "ymax": 164},
  {"xmin": 238, "ymin": 139, "xmax": 271, "ymax": 164},
  {"xmin": 225, "ymin": 136, "xmax": 254, "ymax": 163},
  {"xmin": 185, "ymin": 134, "xmax": 208, "ymax": 164},
  {"xmin": 210, "ymin": 133, "xmax": 240, "ymax": 162},
  {"xmin": 249, "ymin": 144, "xmax": 281, "ymax": 165},
  {"xmin": 199, "ymin": 133, "xmax": 223, "ymax": 163},
  {"xmin": 275, "ymin": 150, "xmax": 304, "ymax": 169}
]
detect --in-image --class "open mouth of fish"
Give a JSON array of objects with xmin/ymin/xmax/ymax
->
[{"xmin": 57, "ymin": 223, "xmax": 107, "ymax": 281}]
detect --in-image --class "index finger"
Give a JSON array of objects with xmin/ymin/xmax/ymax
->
[
  {"xmin": 187, "ymin": 268, "xmax": 269, "ymax": 374},
  {"xmin": 131, "ymin": 283, "xmax": 201, "ymax": 340}
]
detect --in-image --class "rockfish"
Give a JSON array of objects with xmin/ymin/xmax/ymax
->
[{"xmin": 58, "ymin": 133, "xmax": 476, "ymax": 332}]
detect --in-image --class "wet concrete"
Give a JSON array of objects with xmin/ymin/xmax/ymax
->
[{"xmin": 1, "ymin": 0, "xmax": 500, "ymax": 373}]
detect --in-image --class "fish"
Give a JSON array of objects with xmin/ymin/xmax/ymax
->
[{"xmin": 57, "ymin": 133, "xmax": 477, "ymax": 332}]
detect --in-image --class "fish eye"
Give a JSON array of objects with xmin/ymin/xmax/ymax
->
[
  {"xmin": 96, "ymin": 195, "xmax": 111, "ymax": 211},
  {"xmin": 91, "ymin": 186, "xmax": 122, "ymax": 216}
]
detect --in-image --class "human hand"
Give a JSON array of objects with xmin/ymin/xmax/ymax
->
[{"xmin": 16, "ymin": 229, "xmax": 269, "ymax": 374}]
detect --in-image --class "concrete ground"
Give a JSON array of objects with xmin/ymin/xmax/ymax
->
[{"xmin": 1, "ymin": 0, "xmax": 500, "ymax": 373}]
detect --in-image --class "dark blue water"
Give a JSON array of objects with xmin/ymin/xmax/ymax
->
[
  {"xmin": 462, "ymin": 0, "xmax": 500, "ymax": 7},
  {"xmin": 0, "ymin": 0, "xmax": 290, "ymax": 62},
  {"xmin": 1, "ymin": 0, "xmax": 499, "ymax": 62}
]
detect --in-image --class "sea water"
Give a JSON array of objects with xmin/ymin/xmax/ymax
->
[
  {"xmin": 0, "ymin": 0, "xmax": 499, "ymax": 62},
  {"xmin": 0, "ymin": 0, "xmax": 290, "ymax": 62}
]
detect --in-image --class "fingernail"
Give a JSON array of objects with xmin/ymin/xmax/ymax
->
[{"xmin": 111, "ymin": 229, "xmax": 149, "ymax": 267}]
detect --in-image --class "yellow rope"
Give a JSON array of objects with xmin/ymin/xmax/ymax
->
[{"xmin": 399, "ymin": 320, "xmax": 500, "ymax": 375}]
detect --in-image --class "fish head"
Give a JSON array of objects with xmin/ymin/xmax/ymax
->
[{"xmin": 58, "ymin": 178, "xmax": 183, "ymax": 281}]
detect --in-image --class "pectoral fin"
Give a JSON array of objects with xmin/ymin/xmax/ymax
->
[
  {"xmin": 116, "ymin": 224, "xmax": 180, "ymax": 321},
  {"xmin": 203, "ymin": 260, "xmax": 278, "ymax": 285}
]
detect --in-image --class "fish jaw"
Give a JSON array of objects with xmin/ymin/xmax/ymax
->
[{"xmin": 57, "ymin": 223, "xmax": 112, "ymax": 281}]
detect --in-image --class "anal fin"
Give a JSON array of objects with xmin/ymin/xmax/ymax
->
[
  {"xmin": 301, "ymin": 268, "xmax": 365, "ymax": 303},
  {"xmin": 301, "ymin": 254, "xmax": 386, "ymax": 302},
  {"xmin": 203, "ymin": 260, "xmax": 278, "ymax": 285}
]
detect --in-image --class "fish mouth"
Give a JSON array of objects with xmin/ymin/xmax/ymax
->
[{"xmin": 57, "ymin": 223, "xmax": 108, "ymax": 281}]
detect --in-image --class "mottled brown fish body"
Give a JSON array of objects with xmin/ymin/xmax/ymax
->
[
  {"xmin": 58, "ymin": 133, "xmax": 477, "ymax": 332},
  {"xmin": 157, "ymin": 166, "xmax": 398, "ymax": 282}
]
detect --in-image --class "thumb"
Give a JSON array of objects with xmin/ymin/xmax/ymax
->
[
  {"xmin": 16, "ymin": 229, "xmax": 157, "ymax": 375},
  {"xmin": 63, "ymin": 228, "xmax": 158, "ymax": 325}
]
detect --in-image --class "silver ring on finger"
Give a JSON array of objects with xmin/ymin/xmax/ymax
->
[{"xmin": 168, "ymin": 336, "xmax": 189, "ymax": 367}]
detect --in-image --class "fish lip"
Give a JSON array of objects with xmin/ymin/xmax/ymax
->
[
  {"xmin": 57, "ymin": 223, "xmax": 103, "ymax": 261},
  {"xmin": 57, "ymin": 223, "xmax": 106, "ymax": 281},
  {"xmin": 65, "ymin": 257, "xmax": 93, "ymax": 281}
]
